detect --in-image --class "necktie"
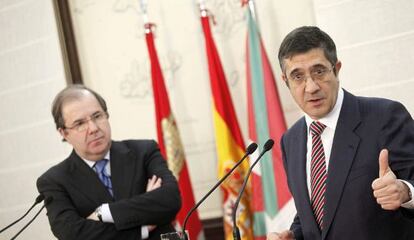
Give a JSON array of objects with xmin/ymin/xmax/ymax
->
[
  {"xmin": 94, "ymin": 159, "xmax": 113, "ymax": 197},
  {"xmin": 310, "ymin": 121, "xmax": 327, "ymax": 230}
]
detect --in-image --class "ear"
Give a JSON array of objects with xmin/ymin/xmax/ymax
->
[
  {"xmin": 58, "ymin": 128, "xmax": 69, "ymax": 141},
  {"xmin": 281, "ymin": 73, "xmax": 290, "ymax": 88},
  {"xmin": 334, "ymin": 61, "xmax": 342, "ymax": 75}
]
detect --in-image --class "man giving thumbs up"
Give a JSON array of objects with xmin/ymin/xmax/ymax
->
[{"xmin": 270, "ymin": 26, "xmax": 414, "ymax": 240}]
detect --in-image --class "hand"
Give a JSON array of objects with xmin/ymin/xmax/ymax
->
[
  {"xmin": 86, "ymin": 211, "xmax": 99, "ymax": 221},
  {"xmin": 146, "ymin": 175, "xmax": 162, "ymax": 231},
  {"xmin": 147, "ymin": 225, "xmax": 157, "ymax": 232},
  {"xmin": 372, "ymin": 149, "xmax": 410, "ymax": 210},
  {"xmin": 146, "ymin": 175, "xmax": 162, "ymax": 192},
  {"xmin": 267, "ymin": 230, "xmax": 295, "ymax": 240}
]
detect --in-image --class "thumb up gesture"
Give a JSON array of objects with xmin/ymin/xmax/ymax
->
[
  {"xmin": 372, "ymin": 149, "xmax": 410, "ymax": 210},
  {"xmin": 378, "ymin": 149, "xmax": 394, "ymax": 179}
]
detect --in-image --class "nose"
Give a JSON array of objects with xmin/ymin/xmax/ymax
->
[
  {"xmin": 87, "ymin": 118, "xmax": 99, "ymax": 133},
  {"xmin": 304, "ymin": 76, "xmax": 320, "ymax": 93}
]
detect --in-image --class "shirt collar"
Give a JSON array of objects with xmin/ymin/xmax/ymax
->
[
  {"xmin": 305, "ymin": 88, "xmax": 344, "ymax": 132},
  {"xmin": 82, "ymin": 151, "xmax": 111, "ymax": 168}
]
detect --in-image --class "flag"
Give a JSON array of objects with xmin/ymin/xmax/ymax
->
[
  {"xmin": 245, "ymin": 7, "xmax": 296, "ymax": 239},
  {"xmin": 200, "ymin": 10, "xmax": 254, "ymax": 240},
  {"xmin": 144, "ymin": 23, "xmax": 204, "ymax": 240}
]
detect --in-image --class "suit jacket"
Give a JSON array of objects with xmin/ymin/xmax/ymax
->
[
  {"xmin": 37, "ymin": 140, "xmax": 181, "ymax": 240},
  {"xmin": 281, "ymin": 90, "xmax": 414, "ymax": 240}
]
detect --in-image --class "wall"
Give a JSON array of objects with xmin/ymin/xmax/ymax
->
[
  {"xmin": 314, "ymin": 0, "xmax": 414, "ymax": 112},
  {"xmin": 0, "ymin": 0, "xmax": 69, "ymax": 239}
]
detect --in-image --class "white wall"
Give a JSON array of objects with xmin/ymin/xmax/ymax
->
[
  {"xmin": 314, "ymin": 0, "xmax": 414, "ymax": 113},
  {"xmin": 0, "ymin": 0, "xmax": 69, "ymax": 239}
]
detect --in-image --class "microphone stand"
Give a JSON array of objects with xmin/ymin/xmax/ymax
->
[
  {"xmin": 232, "ymin": 139, "xmax": 274, "ymax": 240},
  {"xmin": 10, "ymin": 196, "xmax": 52, "ymax": 240},
  {"xmin": 181, "ymin": 143, "xmax": 258, "ymax": 240},
  {"xmin": 0, "ymin": 194, "xmax": 44, "ymax": 234}
]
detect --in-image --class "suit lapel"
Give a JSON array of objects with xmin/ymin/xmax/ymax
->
[
  {"xmin": 68, "ymin": 151, "xmax": 114, "ymax": 203},
  {"xmin": 292, "ymin": 119, "xmax": 321, "ymax": 233},
  {"xmin": 322, "ymin": 91, "xmax": 361, "ymax": 239},
  {"xmin": 110, "ymin": 141, "xmax": 135, "ymax": 200}
]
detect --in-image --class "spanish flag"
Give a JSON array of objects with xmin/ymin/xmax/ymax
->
[
  {"xmin": 145, "ymin": 23, "xmax": 204, "ymax": 240},
  {"xmin": 200, "ymin": 9, "xmax": 253, "ymax": 240}
]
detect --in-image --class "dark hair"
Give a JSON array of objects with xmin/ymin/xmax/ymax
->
[
  {"xmin": 278, "ymin": 26, "xmax": 337, "ymax": 72},
  {"xmin": 51, "ymin": 84, "xmax": 107, "ymax": 130}
]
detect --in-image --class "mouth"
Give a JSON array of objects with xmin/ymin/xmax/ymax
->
[
  {"xmin": 89, "ymin": 136, "xmax": 104, "ymax": 145},
  {"xmin": 307, "ymin": 98, "xmax": 324, "ymax": 106}
]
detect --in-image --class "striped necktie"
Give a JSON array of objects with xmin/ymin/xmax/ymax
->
[
  {"xmin": 310, "ymin": 121, "xmax": 327, "ymax": 230},
  {"xmin": 94, "ymin": 159, "xmax": 113, "ymax": 197}
]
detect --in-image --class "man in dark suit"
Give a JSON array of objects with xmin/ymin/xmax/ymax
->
[
  {"xmin": 267, "ymin": 26, "xmax": 414, "ymax": 240},
  {"xmin": 37, "ymin": 85, "xmax": 181, "ymax": 240}
]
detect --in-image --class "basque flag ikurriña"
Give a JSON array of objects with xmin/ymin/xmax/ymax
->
[{"xmin": 244, "ymin": 6, "xmax": 296, "ymax": 240}]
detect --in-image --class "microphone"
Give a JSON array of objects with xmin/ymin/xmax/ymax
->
[
  {"xmin": 232, "ymin": 139, "xmax": 274, "ymax": 240},
  {"xmin": 182, "ymin": 142, "xmax": 258, "ymax": 240},
  {"xmin": 0, "ymin": 194, "xmax": 45, "ymax": 234},
  {"xmin": 10, "ymin": 196, "xmax": 53, "ymax": 240}
]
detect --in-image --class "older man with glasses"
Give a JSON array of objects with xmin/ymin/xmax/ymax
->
[{"xmin": 37, "ymin": 84, "xmax": 181, "ymax": 240}]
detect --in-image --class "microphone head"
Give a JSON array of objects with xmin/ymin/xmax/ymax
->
[
  {"xmin": 263, "ymin": 139, "xmax": 274, "ymax": 151},
  {"xmin": 35, "ymin": 194, "xmax": 45, "ymax": 203},
  {"xmin": 44, "ymin": 196, "xmax": 53, "ymax": 205},
  {"xmin": 246, "ymin": 142, "xmax": 258, "ymax": 154}
]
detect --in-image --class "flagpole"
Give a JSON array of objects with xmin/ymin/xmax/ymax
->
[
  {"xmin": 197, "ymin": 0, "xmax": 206, "ymax": 10},
  {"xmin": 139, "ymin": 0, "xmax": 149, "ymax": 25},
  {"xmin": 247, "ymin": 0, "xmax": 259, "ymax": 30},
  {"xmin": 197, "ymin": 0, "xmax": 208, "ymax": 16}
]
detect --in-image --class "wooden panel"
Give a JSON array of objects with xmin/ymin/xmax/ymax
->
[
  {"xmin": 52, "ymin": 0, "xmax": 83, "ymax": 84},
  {"xmin": 202, "ymin": 217, "xmax": 224, "ymax": 240}
]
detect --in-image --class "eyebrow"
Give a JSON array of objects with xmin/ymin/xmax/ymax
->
[
  {"xmin": 69, "ymin": 110, "xmax": 102, "ymax": 125},
  {"xmin": 310, "ymin": 63, "xmax": 328, "ymax": 69},
  {"xmin": 289, "ymin": 63, "xmax": 329, "ymax": 75},
  {"xmin": 288, "ymin": 68, "xmax": 303, "ymax": 76},
  {"xmin": 70, "ymin": 118, "xmax": 85, "ymax": 126}
]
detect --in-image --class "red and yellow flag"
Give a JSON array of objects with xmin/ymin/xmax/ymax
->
[
  {"xmin": 145, "ymin": 23, "xmax": 204, "ymax": 240},
  {"xmin": 200, "ymin": 10, "xmax": 254, "ymax": 240}
]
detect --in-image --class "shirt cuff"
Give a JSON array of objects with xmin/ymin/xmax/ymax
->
[
  {"xmin": 101, "ymin": 204, "xmax": 149, "ymax": 239},
  {"xmin": 400, "ymin": 180, "xmax": 414, "ymax": 209},
  {"xmin": 100, "ymin": 203, "xmax": 115, "ymax": 223},
  {"xmin": 141, "ymin": 226, "xmax": 149, "ymax": 239}
]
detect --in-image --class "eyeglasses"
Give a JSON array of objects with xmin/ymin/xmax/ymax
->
[
  {"xmin": 64, "ymin": 111, "xmax": 108, "ymax": 132},
  {"xmin": 287, "ymin": 65, "xmax": 334, "ymax": 86}
]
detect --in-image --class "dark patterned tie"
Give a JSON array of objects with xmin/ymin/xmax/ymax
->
[
  {"xmin": 94, "ymin": 159, "xmax": 113, "ymax": 197},
  {"xmin": 310, "ymin": 121, "xmax": 327, "ymax": 230}
]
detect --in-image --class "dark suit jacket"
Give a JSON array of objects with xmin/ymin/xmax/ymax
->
[
  {"xmin": 37, "ymin": 140, "xmax": 181, "ymax": 240},
  {"xmin": 281, "ymin": 90, "xmax": 414, "ymax": 240}
]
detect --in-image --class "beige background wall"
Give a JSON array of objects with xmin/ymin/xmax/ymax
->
[
  {"xmin": 0, "ymin": 0, "xmax": 70, "ymax": 239},
  {"xmin": 314, "ymin": 0, "xmax": 414, "ymax": 111},
  {"xmin": 0, "ymin": 0, "xmax": 413, "ymax": 239}
]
